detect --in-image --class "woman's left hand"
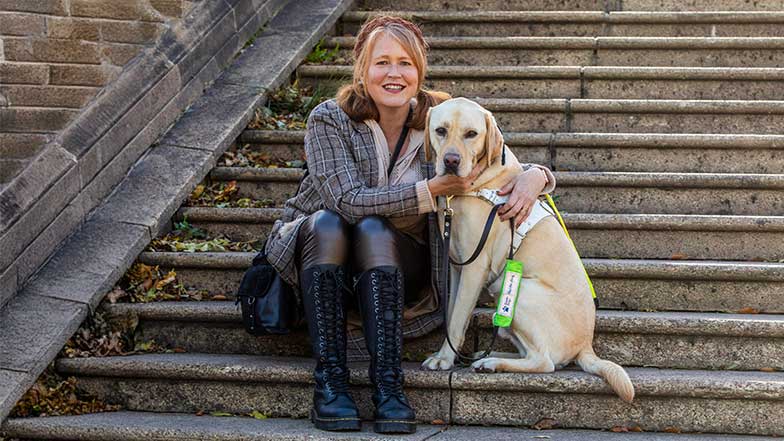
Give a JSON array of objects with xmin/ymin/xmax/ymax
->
[{"xmin": 497, "ymin": 168, "xmax": 548, "ymax": 228}]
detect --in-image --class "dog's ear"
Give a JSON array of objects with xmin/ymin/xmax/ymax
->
[
  {"xmin": 484, "ymin": 111, "xmax": 504, "ymax": 168},
  {"xmin": 424, "ymin": 107, "xmax": 432, "ymax": 162}
]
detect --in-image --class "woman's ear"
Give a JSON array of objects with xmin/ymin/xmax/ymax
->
[
  {"xmin": 424, "ymin": 108, "xmax": 432, "ymax": 162},
  {"xmin": 484, "ymin": 111, "xmax": 504, "ymax": 168}
]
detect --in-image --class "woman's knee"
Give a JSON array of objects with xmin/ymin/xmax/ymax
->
[
  {"xmin": 298, "ymin": 209, "xmax": 350, "ymax": 267},
  {"xmin": 353, "ymin": 216, "xmax": 399, "ymax": 271}
]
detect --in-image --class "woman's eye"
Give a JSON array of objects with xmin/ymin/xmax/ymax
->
[
  {"xmin": 465, "ymin": 130, "xmax": 478, "ymax": 138},
  {"xmin": 376, "ymin": 60, "xmax": 388, "ymax": 65},
  {"xmin": 435, "ymin": 127, "xmax": 447, "ymax": 136}
]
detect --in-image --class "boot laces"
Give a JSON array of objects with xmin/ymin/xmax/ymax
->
[
  {"xmin": 313, "ymin": 268, "xmax": 350, "ymax": 394},
  {"xmin": 372, "ymin": 269, "xmax": 404, "ymax": 396}
]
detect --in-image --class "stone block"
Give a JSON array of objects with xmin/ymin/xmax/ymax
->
[
  {"xmin": 0, "ymin": 13, "xmax": 46, "ymax": 36},
  {"xmin": 101, "ymin": 20, "xmax": 164, "ymax": 44},
  {"xmin": 150, "ymin": 0, "xmax": 186, "ymax": 18},
  {"xmin": 22, "ymin": 218, "xmax": 150, "ymax": 310},
  {"xmin": 90, "ymin": 145, "xmax": 216, "ymax": 239},
  {"xmin": 0, "ymin": 85, "xmax": 100, "ymax": 108},
  {"xmin": 0, "ymin": 263, "xmax": 17, "ymax": 312},
  {"xmin": 175, "ymin": 8, "xmax": 238, "ymax": 86},
  {"xmin": 157, "ymin": 0, "xmax": 233, "ymax": 66},
  {"xmin": 78, "ymin": 66, "xmax": 181, "ymax": 186},
  {"xmin": 3, "ymin": 37, "xmax": 101, "ymax": 64},
  {"xmin": 160, "ymin": 83, "xmax": 263, "ymax": 155},
  {"xmin": 57, "ymin": 48, "xmax": 171, "ymax": 157},
  {"xmin": 70, "ymin": 0, "xmax": 164, "ymax": 22},
  {"xmin": 101, "ymin": 42, "xmax": 147, "ymax": 67},
  {"xmin": 0, "ymin": 0, "xmax": 67, "ymax": 15},
  {"xmin": 15, "ymin": 199, "xmax": 85, "ymax": 284},
  {"xmin": 0, "ymin": 369, "xmax": 30, "ymax": 423},
  {"xmin": 49, "ymin": 64, "xmax": 119, "ymax": 87},
  {"xmin": 0, "ymin": 159, "xmax": 26, "ymax": 184},
  {"xmin": 0, "ymin": 62, "xmax": 48, "ymax": 85},
  {"xmin": 0, "ymin": 144, "xmax": 76, "ymax": 233},
  {"xmin": 0, "ymin": 107, "xmax": 79, "ymax": 133},
  {"xmin": 0, "ymin": 291, "xmax": 87, "ymax": 373},
  {"xmin": 45, "ymin": 17, "xmax": 100, "ymax": 41}
]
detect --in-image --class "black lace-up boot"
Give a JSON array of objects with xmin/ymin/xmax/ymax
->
[
  {"xmin": 300, "ymin": 264, "xmax": 361, "ymax": 432},
  {"xmin": 357, "ymin": 266, "xmax": 416, "ymax": 434}
]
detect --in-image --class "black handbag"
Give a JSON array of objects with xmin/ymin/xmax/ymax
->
[{"xmin": 235, "ymin": 247, "xmax": 301, "ymax": 335}]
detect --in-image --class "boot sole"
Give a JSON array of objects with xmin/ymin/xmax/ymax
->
[
  {"xmin": 310, "ymin": 408, "xmax": 362, "ymax": 432},
  {"xmin": 374, "ymin": 419, "xmax": 417, "ymax": 434}
]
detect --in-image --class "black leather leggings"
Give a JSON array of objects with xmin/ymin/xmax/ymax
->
[{"xmin": 296, "ymin": 209, "xmax": 429, "ymax": 303}]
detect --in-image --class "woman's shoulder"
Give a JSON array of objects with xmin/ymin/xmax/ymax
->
[{"xmin": 310, "ymin": 99, "xmax": 349, "ymax": 123}]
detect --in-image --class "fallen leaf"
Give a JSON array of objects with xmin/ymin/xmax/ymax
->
[
  {"xmin": 211, "ymin": 411, "xmax": 233, "ymax": 417},
  {"xmin": 431, "ymin": 419, "xmax": 446, "ymax": 425},
  {"xmin": 664, "ymin": 427, "xmax": 681, "ymax": 434},
  {"xmin": 532, "ymin": 418, "xmax": 558, "ymax": 430},
  {"xmin": 610, "ymin": 426, "xmax": 629, "ymax": 433},
  {"xmin": 249, "ymin": 410, "xmax": 268, "ymax": 420},
  {"xmin": 738, "ymin": 307, "xmax": 760, "ymax": 314},
  {"xmin": 173, "ymin": 348, "xmax": 187, "ymax": 353},
  {"xmin": 196, "ymin": 410, "xmax": 204, "ymax": 416},
  {"xmin": 670, "ymin": 253, "xmax": 688, "ymax": 260},
  {"xmin": 760, "ymin": 367, "xmax": 776, "ymax": 372},
  {"xmin": 106, "ymin": 287, "xmax": 128, "ymax": 303},
  {"xmin": 211, "ymin": 294, "xmax": 227, "ymax": 301}
]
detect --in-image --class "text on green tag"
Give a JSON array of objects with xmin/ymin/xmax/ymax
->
[{"xmin": 493, "ymin": 259, "xmax": 523, "ymax": 328}]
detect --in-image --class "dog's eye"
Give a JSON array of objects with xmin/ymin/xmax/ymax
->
[
  {"xmin": 465, "ymin": 130, "xmax": 478, "ymax": 138},
  {"xmin": 435, "ymin": 127, "xmax": 447, "ymax": 136}
]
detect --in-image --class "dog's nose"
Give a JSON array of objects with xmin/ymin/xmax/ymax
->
[{"xmin": 443, "ymin": 153, "xmax": 461, "ymax": 173}]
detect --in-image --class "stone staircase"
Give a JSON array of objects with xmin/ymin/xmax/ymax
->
[{"xmin": 4, "ymin": 0, "xmax": 784, "ymax": 439}]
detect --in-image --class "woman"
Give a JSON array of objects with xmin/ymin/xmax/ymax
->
[{"xmin": 264, "ymin": 16, "xmax": 556, "ymax": 434}]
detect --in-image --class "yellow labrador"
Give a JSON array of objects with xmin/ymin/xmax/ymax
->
[{"xmin": 421, "ymin": 97, "xmax": 634, "ymax": 403}]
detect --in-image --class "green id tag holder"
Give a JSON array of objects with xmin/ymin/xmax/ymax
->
[{"xmin": 493, "ymin": 259, "xmax": 523, "ymax": 328}]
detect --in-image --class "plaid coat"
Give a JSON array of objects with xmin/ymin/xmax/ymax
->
[{"xmin": 265, "ymin": 99, "xmax": 553, "ymax": 359}]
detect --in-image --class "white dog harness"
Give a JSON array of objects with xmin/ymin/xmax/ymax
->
[{"xmin": 457, "ymin": 188, "xmax": 555, "ymax": 255}]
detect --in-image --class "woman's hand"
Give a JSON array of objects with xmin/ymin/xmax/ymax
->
[
  {"xmin": 427, "ymin": 163, "xmax": 485, "ymax": 197},
  {"xmin": 497, "ymin": 168, "xmax": 548, "ymax": 227}
]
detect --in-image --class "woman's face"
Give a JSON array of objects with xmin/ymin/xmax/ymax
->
[{"xmin": 365, "ymin": 33, "xmax": 419, "ymax": 115}]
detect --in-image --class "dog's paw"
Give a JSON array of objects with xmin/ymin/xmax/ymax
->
[
  {"xmin": 472, "ymin": 357, "xmax": 502, "ymax": 373},
  {"xmin": 421, "ymin": 353, "xmax": 455, "ymax": 371}
]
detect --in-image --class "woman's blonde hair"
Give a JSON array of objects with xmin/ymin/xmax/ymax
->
[{"xmin": 336, "ymin": 16, "xmax": 450, "ymax": 130}]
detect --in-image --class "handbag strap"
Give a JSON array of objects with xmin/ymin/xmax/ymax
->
[{"xmin": 386, "ymin": 108, "xmax": 413, "ymax": 178}]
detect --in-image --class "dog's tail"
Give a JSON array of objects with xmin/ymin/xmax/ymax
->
[{"xmin": 576, "ymin": 348, "xmax": 635, "ymax": 403}]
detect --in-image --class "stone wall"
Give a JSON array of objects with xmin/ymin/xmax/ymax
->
[
  {"xmin": 0, "ymin": 0, "xmax": 291, "ymax": 310},
  {"xmin": 0, "ymin": 0, "xmax": 193, "ymax": 186}
]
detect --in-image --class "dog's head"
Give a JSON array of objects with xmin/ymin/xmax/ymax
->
[{"xmin": 424, "ymin": 97, "xmax": 504, "ymax": 177}]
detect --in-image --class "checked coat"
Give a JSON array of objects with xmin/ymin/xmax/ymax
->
[{"xmin": 265, "ymin": 99, "xmax": 553, "ymax": 360}]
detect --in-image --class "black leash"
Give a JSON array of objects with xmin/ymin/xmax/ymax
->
[{"xmin": 441, "ymin": 196, "xmax": 515, "ymax": 364}]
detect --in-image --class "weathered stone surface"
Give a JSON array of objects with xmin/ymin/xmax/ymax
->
[
  {"xmin": 159, "ymin": 84, "xmax": 263, "ymax": 155},
  {"xmin": 0, "ymin": 144, "xmax": 77, "ymax": 236},
  {"xmin": 358, "ymin": 0, "xmax": 605, "ymax": 10},
  {"xmin": 90, "ymin": 145, "xmax": 216, "ymax": 238},
  {"xmin": 435, "ymin": 424, "xmax": 777, "ymax": 440},
  {"xmin": 70, "ymin": 0, "xmax": 164, "ymax": 21},
  {"xmin": 45, "ymin": 16, "xmax": 101, "ymax": 41},
  {"xmin": 0, "ymin": 369, "xmax": 29, "ymax": 424},
  {"xmin": 0, "ymin": 13, "xmax": 46, "ymax": 36},
  {"xmin": 0, "ymin": 292, "xmax": 87, "ymax": 373},
  {"xmin": 0, "ymin": 85, "xmax": 100, "ymax": 108},
  {"xmin": 0, "ymin": 263, "xmax": 17, "ymax": 312},
  {"xmin": 0, "ymin": 62, "xmax": 48, "ymax": 85},
  {"xmin": 156, "ymin": 0, "xmax": 234, "ymax": 68},
  {"xmin": 57, "ymin": 48, "xmax": 171, "ymax": 157},
  {"xmin": 175, "ymin": 7, "xmax": 238, "ymax": 85},
  {"xmin": 1, "ymin": 412, "xmax": 444, "ymax": 441},
  {"xmin": 49, "ymin": 64, "xmax": 120, "ymax": 87},
  {"xmin": 22, "ymin": 218, "xmax": 150, "ymax": 311},
  {"xmin": 100, "ymin": 42, "xmax": 148, "ymax": 67},
  {"xmin": 0, "ymin": 0, "xmax": 67, "ymax": 14},
  {"xmin": 58, "ymin": 354, "xmax": 451, "ymax": 423},
  {"xmin": 0, "ymin": 107, "xmax": 79, "ymax": 133},
  {"xmin": 2, "ymin": 37, "xmax": 101, "ymax": 64},
  {"xmin": 15, "ymin": 200, "xmax": 85, "ymax": 284}
]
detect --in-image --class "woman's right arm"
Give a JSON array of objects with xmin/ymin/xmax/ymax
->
[{"xmin": 305, "ymin": 102, "xmax": 430, "ymax": 223}]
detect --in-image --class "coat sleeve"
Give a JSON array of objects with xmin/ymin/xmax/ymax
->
[{"xmin": 304, "ymin": 102, "xmax": 424, "ymax": 223}]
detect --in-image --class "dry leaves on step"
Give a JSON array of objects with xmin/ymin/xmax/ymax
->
[{"xmin": 532, "ymin": 417, "xmax": 559, "ymax": 430}]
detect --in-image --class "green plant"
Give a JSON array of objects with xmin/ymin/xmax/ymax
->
[{"xmin": 305, "ymin": 38, "xmax": 340, "ymax": 64}]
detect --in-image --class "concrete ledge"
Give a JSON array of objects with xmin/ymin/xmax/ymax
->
[{"xmin": 2, "ymin": 412, "xmax": 776, "ymax": 441}]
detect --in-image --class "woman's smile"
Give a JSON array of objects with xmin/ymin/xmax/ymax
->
[{"xmin": 366, "ymin": 33, "xmax": 418, "ymax": 111}]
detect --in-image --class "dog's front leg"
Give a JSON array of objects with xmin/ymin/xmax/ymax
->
[{"xmin": 422, "ymin": 262, "xmax": 488, "ymax": 371}]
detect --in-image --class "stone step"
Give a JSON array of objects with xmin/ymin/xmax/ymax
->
[
  {"xmin": 205, "ymin": 167, "xmax": 784, "ymax": 215},
  {"xmin": 357, "ymin": 0, "xmax": 784, "ymax": 12},
  {"xmin": 325, "ymin": 36, "xmax": 784, "ymax": 67},
  {"xmin": 53, "ymin": 353, "xmax": 784, "ymax": 435},
  {"xmin": 175, "ymin": 207, "xmax": 784, "ymax": 261},
  {"xmin": 3, "ymin": 411, "xmax": 776, "ymax": 441},
  {"xmin": 238, "ymin": 130, "xmax": 784, "ymax": 174},
  {"xmin": 135, "ymin": 252, "xmax": 784, "ymax": 313},
  {"xmin": 341, "ymin": 11, "xmax": 784, "ymax": 37},
  {"xmin": 107, "ymin": 301, "xmax": 784, "ymax": 371},
  {"xmin": 298, "ymin": 65, "xmax": 784, "ymax": 100}
]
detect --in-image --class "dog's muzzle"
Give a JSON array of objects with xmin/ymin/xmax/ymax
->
[{"xmin": 443, "ymin": 153, "xmax": 461, "ymax": 175}]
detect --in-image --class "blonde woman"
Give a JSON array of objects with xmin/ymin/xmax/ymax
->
[{"xmin": 264, "ymin": 16, "xmax": 556, "ymax": 433}]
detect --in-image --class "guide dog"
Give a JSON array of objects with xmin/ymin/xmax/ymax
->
[{"xmin": 420, "ymin": 97, "xmax": 634, "ymax": 403}]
